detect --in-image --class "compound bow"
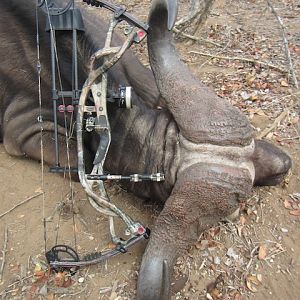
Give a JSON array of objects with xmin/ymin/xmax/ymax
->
[{"xmin": 37, "ymin": 0, "xmax": 165, "ymax": 273}]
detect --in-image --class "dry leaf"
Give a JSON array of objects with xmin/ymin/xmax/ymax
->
[
  {"xmin": 47, "ymin": 293, "xmax": 55, "ymax": 300},
  {"xmin": 237, "ymin": 225, "xmax": 243, "ymax": 237},
  {"xmin": 27, "ymin": 285, "xmax": 38, "ymax": 300},
  {"xmin": 250, "ymin": 94, "xmax": 258, "ymax": 101},
  {"xmin": 258, "ymin": 244, "xmax": 267, "ymax": 260},
  {"xmin": 234, "ymin": 293, "xmax": 245, "ymax": 300},
  {"xmin": 34, "ymin": 270, "xmax": 46, "ymax": 281},
  {"xmin": 54, "ymin": 272, "xmax": 66, "ymax": 287},
  {"xmin": 246, "ymin": 275, "xmax": 262, "ymax": 293},
  {"xmin": 284, "ymin": 199, "xmax": 292, "ymax": 209},
  {"xmin": 246, "ymin": 74, "xmax": 256, "ymax": 86},
  {"xmin": 211, "ymin": 288, "xmax": 222, "ymax": 300},
  {"xmin": 257, "ymin": 274, "xmax": 263, "ymax": 283},
  {"xmin": 102, "ymin": 242, "xmax": 117, "ymax": 251},
  {"xmin": 246, "ymin": 279, "xmax": 257, "ymax": 293},
  {"xmin": 35, "ymin": 187, "xmax": 43, "ymax": 193},
  {"xmin": 248, "ymin": 275, "xmax": 261, "ymax": 285},
  {"xmin": 290, "ymin": 210, "xmax": 300, "ymax": 216},
  {"xmin": 63, "ymin": 277, "xmax": 73, "ymax": 288},
  {"xmin": 209, "ymin": 227, "xmax": 221, "ymax": 237},
  {"xmin": 240, "ymin": 215, "xmax": 246, "ymax": 225},
  {"xmin": 291, "ymin": 116, "xmax": 299, "ymax": 124},
  {"xmin": 255, "ymin": 109, "xmax": 265, "ymax": 116},
  {"xmin": 196, "ymin": 240, "xmax": 209, "ymax": 250}
]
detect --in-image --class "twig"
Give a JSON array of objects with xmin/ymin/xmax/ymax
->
[
  {"xmin": 99, "ymin": 283, "xmax": 127, "ymax": 295},
  {"xmin": 175, "ymin": 0, "xmax": 215, "ymax": 35},
  {"xmin": 0, "ymin": 227, "xmax": 8, "ymax": 282},
  {"xmin": 0, "ymin": 192, "xmax": 43, "ymax": 219},
  {"xmin": 57, "ymin": 285, "xmax": 87, "ymax": 298},
  {"xmin": 109, "ymin": 280, "xmax": 118, "ymax": 299},
  {"xmin": 0, "ymin": 288, "xmax": 19, "ymax": 298},
  {"xmin": 257, "ymin": 109, "xmax": 289, "ymax": 139},
  {"xmin": 175, "ymin": 0, "xmax": 202, "ymax": 29},
  {"xmin": 266, "ymin": 0, "xmax": 299, "ymax": 88},
  {"xmin": 193, "ymin": 0, "xmax": 215, "ymax": 35},
  {"xmin": 259, "ymin": 93, "xmax": 300, "ymax": 139},
  {"xmin": 265, "ymin": 250, "xmax": 287, "ymax": 261},
  {"xmin": 260, "ymin": 202, "xmax": 264, "ymax": 225},
  {"xmin": 173, "ymin": 27, "xmax": 222, "ymax": 47},
  {"xmin": 279, "ymin": 135, "xmax": 300, "ymax": 141},
  {"xmin": 0, "ymin": 274, "xmax": 33, "ymax": 296},
  {"xmin": 189, "ymin": 50, "xmax": 288, "ymax": 73}
]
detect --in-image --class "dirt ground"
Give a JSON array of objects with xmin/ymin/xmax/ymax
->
[{"xmin": 0, "ymin": 0, "xmax": 300, "ymax": 299}]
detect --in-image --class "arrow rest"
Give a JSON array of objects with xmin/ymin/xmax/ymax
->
[{"xmin": 37, "ymin": 0, "xmax": 163, "ymax": 272}]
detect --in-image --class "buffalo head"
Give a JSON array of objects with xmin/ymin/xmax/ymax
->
[{"xmin": 136, "ymin": 0, "xmax": 291, "ymax": 298}]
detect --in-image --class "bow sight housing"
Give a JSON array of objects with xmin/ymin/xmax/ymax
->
[{"xmin": 38, "ymin": 0, "xmax": 164, "ymax": 272}]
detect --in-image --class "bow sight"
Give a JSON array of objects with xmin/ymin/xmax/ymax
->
[{"xmin": 37, "ymin": 0, "xmax": 164, "ymax": 272}]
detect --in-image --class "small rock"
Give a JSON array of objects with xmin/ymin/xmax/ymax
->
[
  {"xmin": 241, "ymin": 91, "xmax": 251, "ymax": 100},
  {"xmin": 226, "ymin": 248, "xmax": 239, "ymax": 260},
  {"xmin": 206, "ymin": 293, "xmax": 213, "ymax": 300},
  {"xmin": 281, "ymin": 228, "xmax": 288, "ymax": 233},
  {"xmin": 224, "ymin": 258, "xmax": 232, "ymax": 266},
  {"xmin": 214, "ymin": 257, "xmax": 221, "ymax": 265},
  {"xmin": 88, "ymin": 236, "xmax": 95, "ymax": 241},
  {"xmin": 78, "ymin": 277, "xmax": 85, "ymax": 283},
  {"xmin": 21, "ymin": 286, "xmax": 28, "ymax": 292}
]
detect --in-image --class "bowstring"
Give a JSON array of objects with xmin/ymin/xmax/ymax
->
[
  {"xmin": 43, "ymin": 0, "xmax": 78, "ymax": 251},
  {"xmin": 69, "ymin": 0, "xmax": 76, "ymax": 139},
  {"xmin": 36, "ymin": 0, "xmax": 47, "ymax": 255}
]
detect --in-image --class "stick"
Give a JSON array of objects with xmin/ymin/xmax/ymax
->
[
  {"xmin": 258, "ymin": 94, "xmax": 299, "ymax": 139},
  {"xmin": 57, "ymin": 285, "xmax": 87, "ymax": 298},
  {"xmin": 189, "ymin": 50, "xmax": 288, "ymax": 73},
  {"xmin": 0, "ymin": 192, "xmax": 43, "ymax": 219},
  {"xmin": 173, "ymin": 27, "xmax": 222, "ymax": 47},
  {"xmin": 175, "ymin": 0, "xmax": 201, "ymax": 29},
  {"xmin": 0, "ymin": 274, "xmax": 33, "ymax": 296},
  {"xmin": 257, "ymin": 109, "xmax": 289, "ymax": 139},
  {"xmin": 175, "ymin": 0, "xmax": 215, "ymax": 35},
  {"xmin": 266, "ymin": 0, "xmax": 299, "ymax": 88},
  {"xmin": 279, "ymin": 135, "xmax": 300, "ymax": 141},
  {"xmin": 193, "ymin": 0, "xmax": 215, "ymax": 35},
  {"xmin": 0, "ymin": 227, "xmax": 8, "ymax": 282}
]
